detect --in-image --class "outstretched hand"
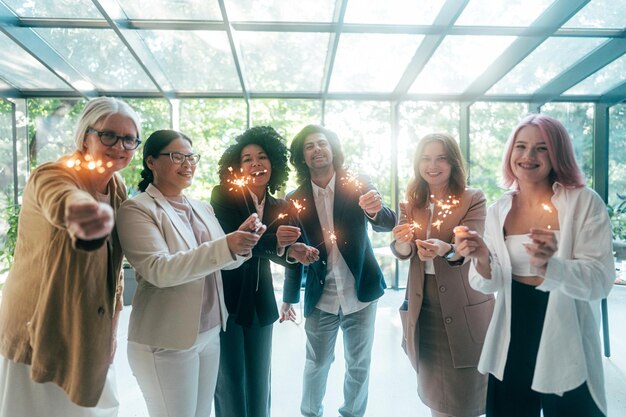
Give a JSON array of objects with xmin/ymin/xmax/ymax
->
[{"xmin": 66, "ymin": 201, "xmax": 114, "ymax": 241}]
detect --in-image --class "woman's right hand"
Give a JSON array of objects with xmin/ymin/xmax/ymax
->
[
  {"xmin": 454, "ymin": 226, "xmax": 489, "ymax": 261},
  {"xmin": 65, "ymin": 201, "xmax": 114, "ymax": 240},
  {"xmin": 227, "ymin": 214, "xmax": 266, "ymax": 256},
  {"xmin": 277, "ymin": 225, "xmax": 301, "ymax": 248},
  {"xmin": 392, "ymin": 223, "xmax": 414, "ymax": 243}
]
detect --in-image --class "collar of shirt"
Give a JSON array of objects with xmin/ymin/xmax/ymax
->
[
  {"xmin": 248, "ymin": 189, "xmax": 266, "ymax": 220},
  {"xmin": 311, "ymin": 172, "xmax": 336, "ymax": 198}
]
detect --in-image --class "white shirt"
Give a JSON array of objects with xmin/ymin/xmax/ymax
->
[
  {"xmin": 312, "ymin": 174, "xmax": 370, "ymax": 315},
  {"xmin": 469, "ymin": 184, "xmax": 614, "ymax": 415}
]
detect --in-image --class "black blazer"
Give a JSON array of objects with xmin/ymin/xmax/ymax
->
[
  {"xmin": 210, "ymin": 184, "xmax": 298, "ymax": 327},
  {"xmin": 283, "ymin": 171, "xmax": 396, "ymax": 317}
]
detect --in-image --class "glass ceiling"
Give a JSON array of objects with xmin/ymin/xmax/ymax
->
[{"xmin": 0, "ymin": 0, "xmax": 623, "ymax": 104}]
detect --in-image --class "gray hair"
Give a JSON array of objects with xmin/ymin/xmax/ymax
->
[{"xmin": 73, "ymin": 97, "xmax": 142, "ymax": 151}]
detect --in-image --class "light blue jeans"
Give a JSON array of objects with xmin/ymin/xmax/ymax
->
[{"xmin": 300, "ymin": 301, "xmax": 377, "ymax": 417}]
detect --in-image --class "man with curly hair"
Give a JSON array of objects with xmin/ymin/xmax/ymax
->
[
  {"xmin": 281, "ymin": 124, "xmax": 396, "ymax": 417},
  {"xmin": 211, "ymin": 126, "xmax": 318, "ymax": 417}
]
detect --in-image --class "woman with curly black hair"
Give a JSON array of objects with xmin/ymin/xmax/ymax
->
[{"xmin": 211, "ymin": 126, "xmax": 318, "ymax": 417}]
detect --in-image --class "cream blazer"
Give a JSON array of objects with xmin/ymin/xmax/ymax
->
[{"xmin": 116, "ymin": 184, "xmax": 247, "ymax": 350}]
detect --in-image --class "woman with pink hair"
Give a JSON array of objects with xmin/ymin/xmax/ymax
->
[{"xmin": 455, "ymin": 114, "xmax": 614, "ymax": 416}]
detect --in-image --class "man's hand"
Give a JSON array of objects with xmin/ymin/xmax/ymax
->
[
  {"xmin": 287, "ymin": 242, "xmax": 320, "ymax": 265},
  {"xmin": 359, "ymin": 189, "xmax": 383, "ymax": 217},
  {"xmin": 277, "ymin": 225, "xmax": 301, "ymax": 248}
]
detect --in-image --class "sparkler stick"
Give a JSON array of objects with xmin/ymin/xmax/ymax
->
[
  {"xmin": 400, "ymin": 200, "xmax": 422, "ymax": 240},
  {"xmin": 265, "ymin": 212, "xmax": 289, "ymax": 230},
  {"xmin": 314, "ymin": 229, "xmax": 337, "ymax": 248}
]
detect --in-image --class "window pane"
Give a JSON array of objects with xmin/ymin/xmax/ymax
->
[
  {"xmin": 541, "ymin": 102, "xmax": 594, "ymax": 187},
  {"xmin": 469, "ymin": 102, "xmax": 529, "ymax": 205},
  {"xmin": 565, "ymin": 54, "xmax": 626, "ymax": 95},
  {"xmin": 397, "ymin": 101, "xmax": 459, "ymax": 287},
  {"xmin": 455, "ymin": 0, "xmax": 555, "ymax": 26},
  {"xmin": 324, "ymin": 100, "xmax": 394, "ymax": 287},
  {"xmin": 179, "ymin": 99, "xmax": 248, "ymax": 201},
  {"xmin": 488, "ymin": 37, "xmax": 607, "ymax": 94},
  {"xmin": 228, "ymin": 0, "xmax": 336, "ymax": 22},
  {"xmin": 1, "ymin": 0, "xmax": 102, "ymax": 18},
  {"xmin": 344, "ymin": 0, "xmax": 445, "ymax": 25},
  {"xmin": 34, "ymin": 28, "xmax": 156, "ymax": 91},
  {"xmin": 0, "ymin": 32, "xmax": 69, "ymax": 90},
  {"xmin": 564, "ymin": 0, "xmax": 626, "ymax": 29},
  {"xmin": 117, "ymin": 0, "xmax": 222, "ymax": 20},
  {"xmin": 0, "ymin": 99, "xmax": 14, "ymax": 275},
  {"xmin": 409, "ymin": 35, "xmax": 515, "ymax": 94},
  {"xmin": 330, "ymin": 34, "xmax": 424, "ymax": 93},
  {"xmin": 608, "ymin": 104, "xmax": 626, "ymax": 223},
  {"xmin": 139, "ymin": 31, "xmax": 241, "ymax": 92},
  {"xmin": 239, "ymin": 32, "xmax": 328, "ymax": 92}
]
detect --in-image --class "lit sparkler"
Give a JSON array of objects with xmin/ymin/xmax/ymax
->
[
  {"xmin": 430, "ymin": 194, "xmax": 461, "ymax": 231},
  {"xmin": 341, "ymin": 171, "xmax": 363, "ymax": 194},
  {"xmin": 226, "ymin": 166, "xmax": 253, "ymax": 214},
  {"xmin": 315, "ymin": 229, "xmax": 337, "ymax": 248},
  {"xmin": 541, "ymin": 203, "xmax": 553, "ymax": 229},
  {"xmin": 265, "ymin": 212, "xmax": 289, "ymax": 230},
  {"xmin": 65, "ymin": 154, "xmax": 112, "ymax": 174}
]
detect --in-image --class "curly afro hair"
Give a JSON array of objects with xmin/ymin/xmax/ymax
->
[{"xmin": 217, "ymin": 126, "xmax": 290, "ymax": 194}]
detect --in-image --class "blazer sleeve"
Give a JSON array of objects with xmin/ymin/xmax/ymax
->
[
  {"xmin": 116, "ymin": 198, "xmax": 239, "ymax": 288},
  {"xmin": 360, "ymin": 175, "xmax": 396, "ymax": 232},
  {"xmin": 31, "ymin": 164, "xmax": 107, "ymax": 251}
]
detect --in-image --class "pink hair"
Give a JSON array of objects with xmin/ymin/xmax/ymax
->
[{"xmin": 501, "ymin": 114, "xmax": 585, "ymax": 189}]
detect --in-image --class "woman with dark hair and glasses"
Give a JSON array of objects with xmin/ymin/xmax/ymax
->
[
  {"xmin": 116, "ymin": 129, "xmax": 266, "ymax": 417},
  {"xmin": 211, "ymin": 126, "xmax": 318, "ymax": 417},
  {"xmin": 0, "ymin": 97, "xmax": 140, "ymax": 417}
]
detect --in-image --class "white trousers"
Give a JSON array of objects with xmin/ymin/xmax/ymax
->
[
  {"xmin": 127, "ymin": 326, "xmax": 220, "ymax": 417},
  {"xmin": 0, "ymin": 355, "xmax": 118, "ymax": 417}
]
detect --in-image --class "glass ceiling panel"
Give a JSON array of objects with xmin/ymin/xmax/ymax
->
[
  {"xmin": 455, "ymin": 0, "xmax": 556, "ymax": 27},
  {"xmin": 238, "ymin": 32, "xmax": 328, "ymax": 92},
  {"xmin": 0, "ymin": 32, "xmax": 69, "ymax": 90},
  {"xmin": 565, "ymin": 53, "xmax": 626, "ymax": 95},
  {"xmin": 34, "ymin": 28, "xmax": 156, "ymax": 91},
  {"xmin": 116, "ymin": 0, "xmax": 222, "ymax": 20},
  {"xmin": 563, "ymin": 0, "xmax": 626, "ymax": 29},
  {"xmin": 409, "ymin": 35, "xmax": 515, "ymax": 94},
  {"xmin": 343, "ymin": 0, "xmax": 445, "ymax": 25},
  {"xmin": 487, "ymin": 37, "xmax": 607, "ymax": 94},
  {"xmin": 139, "ymin": 31, "xmax": 241, "ymax": 92},
  {"xmin": 227, "ymin": 0, "xmax": 336, "ymax": 22},
  {"xmin": 330, "ymin": 33, "xmax": 424, "ymax": 92},
  {"xmin": 1, "ymin": 0, "xmax": 102, "ymax": 18}
]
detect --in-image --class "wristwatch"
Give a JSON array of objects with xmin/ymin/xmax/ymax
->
[
  {"xmin": 443, "ymin": 244, "xmax": 456, "ymax": 260},
  {"xmin": 443, "ymin": 244, "xmax": 465, "ymax": 265}
]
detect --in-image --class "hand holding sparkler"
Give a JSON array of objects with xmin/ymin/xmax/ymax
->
[
  {"xmin": 415, "ymin": 239, "xmax": 440, "ymax": 261},
  {"xmin": 359, "ymin": 189, "xmax": 383, "ymax": 217},
  {"xmin": 65, "ymin": 201, "xmax": 114, "ymax": 241},
  {"xmin": 276, "ymin": 225, "xmax": 301, "ymax": 248},
  {"xmin": 226, "ymin": 213, "xmax": 266, "ymax": 256},
  {"xmin": 287, "ymin": 242, "xmax": 320, "ymax": 266},
  {"xmin": 453, "ymin": 225, "xmax": 490, "ymax": 268},
  {"xmin": 524, "ymin": 228, "xmax": 558, "ymax": 274},
  {"xmin": 393, "ymin": 223, "xmax": 414, "ymax": 243}
]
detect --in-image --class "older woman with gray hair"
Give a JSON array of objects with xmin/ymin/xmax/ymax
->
[{"xmin": 0, "ymin": 97, "xmax": 141, "ymax": 417}]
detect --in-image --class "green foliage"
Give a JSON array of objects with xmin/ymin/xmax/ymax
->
[
  {"xmin": 608, "ymin": 193, "xmax": 626, "ymax": 241},
  {"xmin": 0, "ymin": 194, "xmax": 20, "ymax": 274}
]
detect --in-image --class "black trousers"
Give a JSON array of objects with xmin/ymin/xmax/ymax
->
[
  {"xmin": 214, "ymin": 315, "xmax": 273, "ymax": 417},
  {"xmin": 486, "ymin": 280, "xmax": 604, "ymax": 417}
]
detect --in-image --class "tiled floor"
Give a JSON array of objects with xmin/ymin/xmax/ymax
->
[{"xmin": 115, "ymin": 285, "xmax": 626, "ymax": 417}]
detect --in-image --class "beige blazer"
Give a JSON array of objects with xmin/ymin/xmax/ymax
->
[
  {"xmin": 116, "ymin": 184, "xmax": 247, "ymax": 350},
  {"xmin": 391, "ymin": 188, "xmax": 494, "ymax": 371}
]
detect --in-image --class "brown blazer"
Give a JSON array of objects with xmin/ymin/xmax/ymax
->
[
  {"xmin": 0, "ymin": 153, "xmax": 127, "ymax": 407},
  {"xmin": 391, "ymin": 188, "xmax": 494, "ymax": 371}
]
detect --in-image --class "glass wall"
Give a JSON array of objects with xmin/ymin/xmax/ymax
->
[
  {"xmin": 0, "ymin": 99, "xmax": 14, "ymax": 276},
  {"xmin": 608, "ymin": 103, "xmax": 626, "ymax": 241}
]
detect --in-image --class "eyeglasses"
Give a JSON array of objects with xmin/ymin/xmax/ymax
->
[
  {"xmin": 159, "ymin": 152, "xmax": 201, "ymax": 165},
  {"xmin": 87, "ymin": 128, "xmax": 141, "ymax": 150}
]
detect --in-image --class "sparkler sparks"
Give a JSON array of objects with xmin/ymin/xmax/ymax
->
[
  {"xmin": 315, "ymin": 229, "xmax": 338, "ymax": 248},
  {"xmin": 265, "ymin": 212, "xmax": 289, "ymax": 230},
  {"xmin": 226, "ymin": 166, "xmax": 253, "ymax": 214},
  {"xmin": 65, "ymin": 154, "xmax": 112, "ymax": 174},
  {"xmin": 430, "ymin": 194, "xmax": 461, "ymax": 231},
  {"xmin": 340, "ymin": 171, "xmax": 363, "ymax": 194},
  {"xmin": 542, "ymin": 203, "xmax": 553, "ymax": 229}
]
